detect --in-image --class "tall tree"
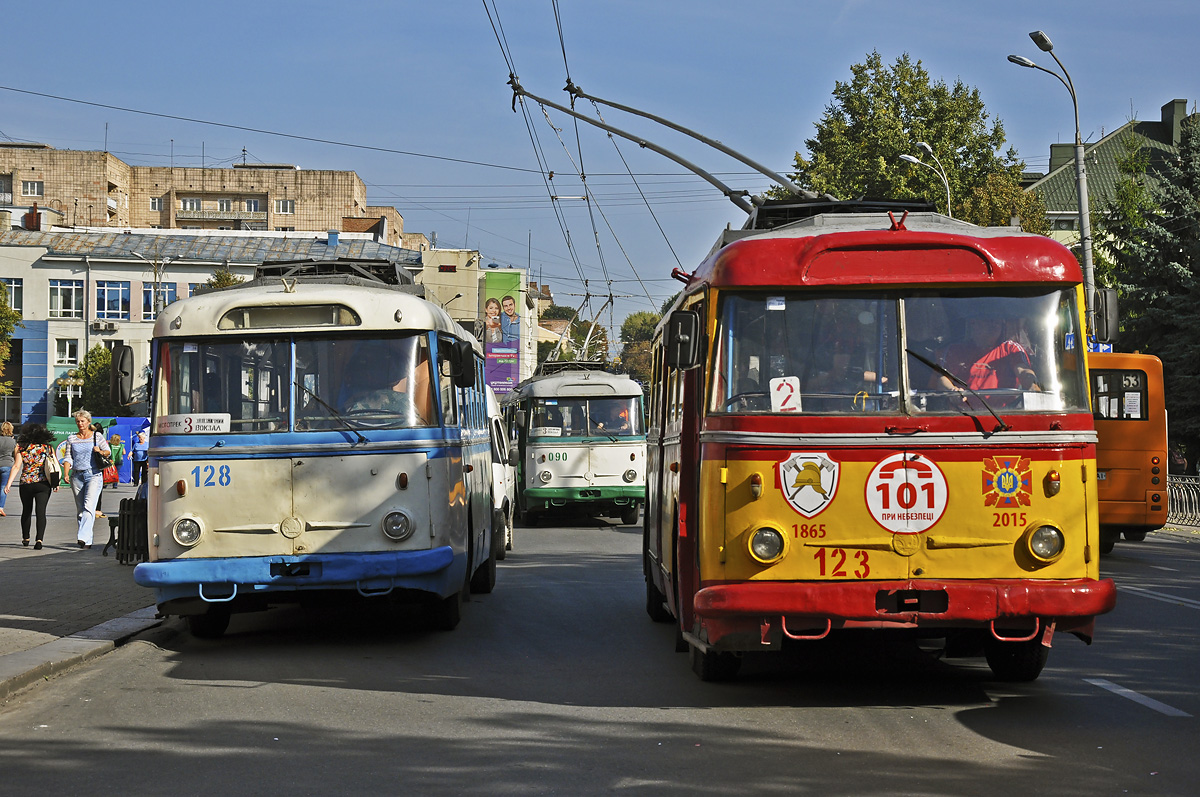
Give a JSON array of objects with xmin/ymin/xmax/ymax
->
[
  {"xmin": 1100, "ymin": 118, "xmax": 1200, "ymax": 454},
  {"xmin": 0, "ymin": 282, "xmax": 22, "ymax": 397},
  {"xmin": 786, "ymin": 52, "xmax": 1024, "ymax": 216},
  {"xmin": 958, "ymin": 172, "xmax": 1050, "ymax": 235},
  {"xmin": 618, "ymin": 310, "xmax": 660, "ymax": 391}
]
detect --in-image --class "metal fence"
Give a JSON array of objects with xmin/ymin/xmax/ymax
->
[{"xmin": 1168, "ymin": 476, "xmax": 1200, "ymax": 527}]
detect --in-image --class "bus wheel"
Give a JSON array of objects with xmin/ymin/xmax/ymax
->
[
  {"xmin": 646, "ymin": 576, "xmax": 672, "ymax": 623},
  {"xmin": 431, "ymin": 592, "xmax": 462, "ymax": 631},
  {"xmin": 1122, "ymin": 528, "xmax": 1147, "ymax": 542},
  {"xmin": 984, "ymin": 638, "xmax": 1049, "ymax": 682},
  {"xmin": 690, "ymin": 644, "xmax": 741, "ymax": 682},
  {"xmin": 187, "ymin": 609, "xmax": 231, "ymax": 640},
  {"xmin": 495, "ymin": 508, "xmax": 513, "ymax": 560},
  {"xmin": 621, "ymin": 506, "xmax": 640, "ymax": 526},
  {"xmin": 1099, "ymin": 527, "xmax": 1119, "ymax": 555},
  {"xmin": 471, "ymin": 531, "xmax": 497, "ymax": 595}
]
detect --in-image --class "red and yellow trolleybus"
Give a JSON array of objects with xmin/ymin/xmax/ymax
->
[{"xmin": 645, "ymin": 201, "xmax": 1117, "ymax": 681}]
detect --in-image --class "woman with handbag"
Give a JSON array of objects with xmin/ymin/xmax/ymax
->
[
  {"xmin": 0, "ymin": 421, "xmax": 16, "ymax": 517},
  {"xmin": 3, "ymin": 424, "xmax": 59, "ymax": 549},
  {"xmin": 64, "ymin": 410, "xmax": 111, "ymax": 549}
]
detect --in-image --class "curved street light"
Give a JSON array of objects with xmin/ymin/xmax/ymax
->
[
  {"xmin": 1008, "ymin": 30, "xmax": 1095, "ymax": 332},
  {"xmin": 900, "ymin": 143, "xmax": 952, "ymax": 217}
]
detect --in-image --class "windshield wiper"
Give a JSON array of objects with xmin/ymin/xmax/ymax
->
[
  {"xmin": 294, "ymin": 380, "xmax": 368, "ymax": 444},
  {"xmin": 586, "ymin": 414, "xmax": 619, "ymax": 442},
  {"xmin": 905, "ymin": 348, "xmax": 1011, "ymax": 435}
]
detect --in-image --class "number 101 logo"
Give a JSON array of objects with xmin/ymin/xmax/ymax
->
[{"xmin": 864, "ymin": 453, "xmax": 948, "ymax": 534}]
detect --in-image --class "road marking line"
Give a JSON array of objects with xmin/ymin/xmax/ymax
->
[
  {"xmin": 1121, "ymin": 584, "xmax": 1200, "ymax": 611},
  {"xmin": 1085, "ymin": 679, "xmax": 1191, "ymax": 717}
]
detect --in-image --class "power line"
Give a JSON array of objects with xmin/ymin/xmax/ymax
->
[{"xmin": 0, "ymin": 83, "xmax": 539, "ymax": 174}]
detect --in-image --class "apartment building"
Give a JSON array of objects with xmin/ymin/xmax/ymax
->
[{"xmin": 0, "ymin": 143, "xmax": 407, "ymax": 244}]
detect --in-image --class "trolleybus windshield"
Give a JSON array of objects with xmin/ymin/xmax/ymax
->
[
  {"xmin": 528, "ymin": 396, "xmax": 643, "ymax": 438},
  {"xmin": 709, "ymin": 289, "xmax": 1087, "ymax": 416},
  {"xmin": 155, "ymin": 333, "xmax": 437, "ymax": 433}
]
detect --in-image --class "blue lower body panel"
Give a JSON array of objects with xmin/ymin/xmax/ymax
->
[{"xmin": 134, "ymin": 547, "xmax": 463, "ymax": 606}]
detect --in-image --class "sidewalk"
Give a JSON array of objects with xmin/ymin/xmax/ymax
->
[{"xmin": 0, "ymin": 481, "xmax": 162, "ymax": 700}]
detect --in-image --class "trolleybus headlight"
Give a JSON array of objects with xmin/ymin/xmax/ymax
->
[
  {"xmin": 382, "ymin": 510, "xmax": 414, "ymax": 541},
  {"xmin": 1026, "ymin": 524, "xmax": 1065, "ymax": 562},
  {"xmin": 748, "ymin": 527, "xmax": 786, "ymax": 564},
  {"xmin": 172, "ymin": 518, "xmax": 202, "ymax": 547},
  {"xmin": 623, "ymin": 468, "xmax": 638, "ymax": 483},
  {"xmin": 540, "ymin": 470, "xmax": 552, "ymax": 483}
]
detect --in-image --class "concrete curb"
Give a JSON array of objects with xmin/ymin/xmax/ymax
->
[{"xmin": 0, "ymin": 606, "xmax": 162, "ymax": 702}]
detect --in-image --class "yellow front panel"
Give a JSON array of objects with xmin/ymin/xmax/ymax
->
[{"xmin": 702, "ymin": 448, "xmax": 1098, "ymax": 584}]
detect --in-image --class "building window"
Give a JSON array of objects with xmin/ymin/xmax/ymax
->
[
  {"xmin": 142, "ymin": 282, "xmax": 178, "ymax": 320},
  {"xmin": 181, "ymin": 225, "xmax": 201, "ymax": 229},
  {"xmin": 1, "ymin": 278, "xmax": 22, "ymax": 315},
  {"xmin": 180, "ymin": 198, "xmax": 202, "ymax": 211},
  {"xmin": 274, "ymin": 199, "xmax": 295, "ymax": 214},
  {"xmin": 55, "ymin": 339, "xmax": 79, "ymax": 365},
  {"xmin": 217, "ymin": 226, "xmax": 232, "ymax": 230},
  {"xmin": 21, "ymin": 180, "xmax": 43, "ymax": 197},
  {"xmin": 95, "ymin": 281, "xmax": 131, "ymax": 320},
  {"xmin": 150, "ymin": 197, "xmax": 162, "ymax": 211},
  {"xmin": 188, "ymin": 283, "xmax": 204, "ymax": 297},
  {"xmin": 275, "ymin": 226, "xmax": 295, "ymax": 232},
  {"xmin": 49, "ymin": 279, "xmax": 84, "ymax": 318},
  {"xmin": 245, "ymin": 199, "xmax": 260, "ymax": 212},
  {"xmin": 218, "ymin": 198, "xmax": 232, "ymax": 212}
]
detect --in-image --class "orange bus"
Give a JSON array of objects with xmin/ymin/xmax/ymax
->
[
  {"xmin": 646, "ymin": 200, "xmax": 1116, "ymax": 682},
  {"xmin": 1089, "ymin": 351, "xmax": 1168, "ymax": 553}
]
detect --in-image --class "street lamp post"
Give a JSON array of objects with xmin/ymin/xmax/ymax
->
[
  {"xmin": 56, "ymin": 369, "xmax": 84, "ymax": 416},
  {"xmin": 1008, "ymin": 30, "xmax": 1095, "ymax": 332},
  {"xmin": 899, "ymin": 142, "xmax": 952, "ymax": 217},
  {"xmin": 131, "ymin": 251, "xmax": 175, "ymax": 316}
]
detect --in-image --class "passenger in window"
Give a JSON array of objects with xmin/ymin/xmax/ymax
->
[{"xmin": 812, "ymin": 304, "xmax": 888, "ymax": 395}]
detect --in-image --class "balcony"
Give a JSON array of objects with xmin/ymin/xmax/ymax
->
[{"xmin": 177, "ymin": 210, "xmax": 268, "ymax": 221}]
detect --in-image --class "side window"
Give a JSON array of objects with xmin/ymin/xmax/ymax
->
[{"xmin": 438, "ymin": 337, "xmax": 458, "ymax": 426}]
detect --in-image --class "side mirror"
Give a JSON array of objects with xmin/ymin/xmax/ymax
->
[
  {"xmin": 664, "ymin": 309, "xmax": 701, "ymax": 370},
  {"xmin": 110, "ymin": 344, "xmax": 134, "ymax": 405},
  {"xmin": 1093, "ymin": 288, "xmax": 1119, "ymax": 344},
  {"xmin": 508, "ymin": 446, "xmax": 519, "ymax": 467},
  {"xmin": 447, "ymin": 339, "xmax": 477, "ymax": 388}
]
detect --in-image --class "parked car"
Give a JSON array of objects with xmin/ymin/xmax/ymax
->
[{"xmin": 486, "ymin": 387, "xmax": 516, "ymax": 558}]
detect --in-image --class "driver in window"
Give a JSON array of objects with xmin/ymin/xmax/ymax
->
[{"xmin": 938, "ymin": 316, "xmax": 1039, "ymax": 392}]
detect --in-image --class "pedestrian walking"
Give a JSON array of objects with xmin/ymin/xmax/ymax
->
[
  {"xmin": 90, "ymin": 421, "xmax": 109, "ymax": 516},
  {"xmin": 3, "ymin": 424, "xmax": 59, "ymax": 549},
  {"xmin": 131, "ymin": 427, "xmax": 149, "ymax": 487},
  {"xmin": 0, "ymin": 421, "xmax": 16, "ymax": 517},
  {"xmin": 63, "ymin": 410, "xmax": 111, "ymax": 549},
  {"xmin": 107, "ymin": 432, "xmax": 125, "ymax": 489}
]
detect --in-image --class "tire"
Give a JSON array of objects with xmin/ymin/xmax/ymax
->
[
  {"xmin": 430, "ymin": 592, "xmax": 462, "ymax": 631},
  {"xmin": 470, "ymin": 533, "xmax": 497, "ymax": 594},
  {"xmin": 689, "ymin": 644, "xmax": 741, "ymax": 682},
  {"xmin": 1099, "ymin": 526, "xmax": 1119, "ymax": 555},
  {"xmin": 621, "ymin": 506, "xmax": 640, "ymax": 526},
  {"xmin": 646, "ymin": 576, "xmax": 673, "ymax": 623},
  {"xmin": 187, "ymin": 609, "xmax": 231, "ymax": 640},
  {"xmin": 984, "ymin": 637, "xmax": 1049, "ymax": 682},
  {"xmin": 496, "ymin": 508, "xmax": 513, "ymax": 560},
  {"xmin": 1122, "ymin": 528, "xmax": 1148, "ymax": 542}
]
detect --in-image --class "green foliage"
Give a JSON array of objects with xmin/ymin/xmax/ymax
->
[
  {"xmin": 783, "ymin": 51, "xmax": 1023, "ymax": 212},
  {"xmin": 80, "ymin": 345, "xmax": 121, "ymax": 418},
  {"xmin": 1099, "ymin": 118, "xmax": 1200, "ymax": 455},
  {"xmin": 0, "ymin": 282, "xmax": 22, "ymax": 397},
  {"xmin": 539, "ymin": 304, "xmax": 577, "ymax": 321},
  {"xmin": 958, "ymin": 172, "xmax": 1050, "ymax": 235},
  {"xmin": 207, "ymin": 266, "xmax": 245, "ymax": 290},
  {"xmin": 620, "ymin": 311, "xmax": 659, "ymax": 345}
]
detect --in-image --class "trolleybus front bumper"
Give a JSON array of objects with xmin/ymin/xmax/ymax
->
[
  {"xmin": 693, "ymin": 577, "xmax": 1117, "ymax": 648},
  {"xmin": 524, "ymin": 485, "xmax": 643, "ymax": 510},
  {"xmin": 134, "ymin": 546, "xmax": 462, "ymax": 609}
]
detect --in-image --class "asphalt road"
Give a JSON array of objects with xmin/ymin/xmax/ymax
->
[{"xmin": 0, "ymin": 519, "xmax": 1196, "ymax": 795}]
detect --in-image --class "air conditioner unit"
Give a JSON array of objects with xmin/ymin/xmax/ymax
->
[
  {"xmin": 104, "ymin": 322, "xmax": 118, "ymax": 333},
  {"xmin": 89, "ymin": 321, "xmax": 105, "ymax": 332}
]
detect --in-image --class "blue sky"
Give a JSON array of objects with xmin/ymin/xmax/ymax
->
[{"xmin": 2, "ymin": 0, "xmax": 1197, "ymax": 331}]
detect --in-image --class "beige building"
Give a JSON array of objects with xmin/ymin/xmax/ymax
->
[{"xmin": 0, "ymin": 143, "xmax": 407, "ymax": 244}]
